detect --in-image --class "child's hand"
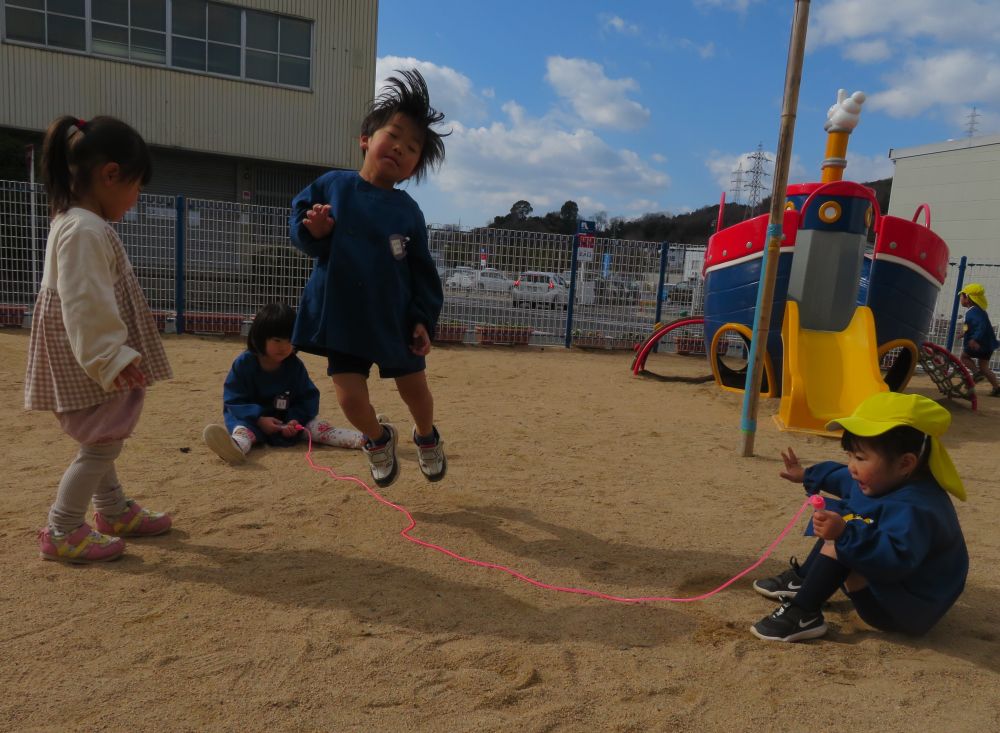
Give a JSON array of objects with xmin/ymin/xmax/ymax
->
[
  {"xmin": 410, "ymin": 323, "xmax": 431, "ymax": 356},
  {"xmin": 302, "ymin": 204, "xmax": 335, "ymax": 238},
  {"xmin": 257, "ymin": 416, "xmax": 284, "ymax": 435},
  {"xmin": 968, "ymin": 338, "xmax": 980, "ymax": 351},
  {"xmin": 811, "ymin": 509, "xmax": 845, "ymax": 541},
  {"xmin": 281, "ymin": 420, "xmax": 300, "ymax": 438},
  {"xmin": 113, "ymin": 361, "xmax": 146, "ymax": 389},
  {"xmin": 780, "ymin": 447, "xmax": 805, "ymax": 483}
]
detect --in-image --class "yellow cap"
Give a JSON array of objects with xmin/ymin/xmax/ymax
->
[
  {"xmin": 826, "ymin": 392, "xmax": 965, "ymax": 501},
  {"xmin": 961, "ymin": 283, "xmax": 988, "ymax": 310}
]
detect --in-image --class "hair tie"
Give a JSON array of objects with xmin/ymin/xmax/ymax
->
[{"xmin": 75, "ymin": 118, "xmax": 87, "ymax": 133}]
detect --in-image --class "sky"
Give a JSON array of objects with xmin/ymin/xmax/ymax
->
[{"xmin": 374, "ymin": 0, "xmax": 1000, "ymax": 229}]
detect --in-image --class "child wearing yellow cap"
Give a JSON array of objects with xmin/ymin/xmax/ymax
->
[
  {"xmin": 750, "ymin": 393, "xmax": 968, "ymax": 642},
  {"xmin": 958, "ymin": 283, "xmax": 1000, "ymax": 397}
]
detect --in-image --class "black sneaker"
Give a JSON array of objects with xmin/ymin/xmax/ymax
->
[
  {"xmin": 751, "ymin": 602, "xmax": 827, "ymax": 642},
  {"xmin": 752, "ymin": 557, "xmax": 805, "ymax": 600}
]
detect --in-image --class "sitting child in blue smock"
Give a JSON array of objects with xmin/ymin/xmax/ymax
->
[
  {"xmin": 751, "ymin": 392, "xmax": 968, "ymax": 642},
  {"xmin": 203, "ymin": 303, "xmax": 363, "ymax": 464}
]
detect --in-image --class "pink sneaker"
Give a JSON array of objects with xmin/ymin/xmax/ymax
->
[
  {"xmin": 94, "ymin": 500, "xmax": 172, "ymax": 537},
  {"xmin": 39, "ymin": 524, "xmax": 125, "ymax": 563}
]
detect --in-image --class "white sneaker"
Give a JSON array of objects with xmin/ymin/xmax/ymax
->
[
  {"xmin": 413, "ymin": 426, "xmax": 447, "ymax": 482},
  {"xmin": 203, "ymin": 424, "xmax": 248, "ymax": 464},
  {"xmin": 307, "ymin": 419, "xmax": 365, "ymax": 449},
  {"xmin": 363, "ymin": 423, "xmax": 398, "ymax": 487}
]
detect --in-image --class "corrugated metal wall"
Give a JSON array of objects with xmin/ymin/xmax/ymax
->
[
  {"xmin": 889, "ymin": 136, "xmax": 1000, "ymax": 262},
  {"xmin": 0, "ymin": 0, "xmax": 377, "ymax": 171},
  {"xmin": 146, "ymin": 149, "xmax": 237, "ymax": 201}
]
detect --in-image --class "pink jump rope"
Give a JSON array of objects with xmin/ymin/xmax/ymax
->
[{"xmin": 298, "ymin": 426, "xmax": 826, "ymax": 603}]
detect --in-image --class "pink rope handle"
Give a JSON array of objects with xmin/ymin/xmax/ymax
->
[{"xmin": 299, "ymin": 429, "xmax": 815, "ymax": 603}]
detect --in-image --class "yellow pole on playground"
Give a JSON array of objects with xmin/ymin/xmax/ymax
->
[{"xmin": 739, "ymin": 0, "xmax": 810, "ymax": 457}]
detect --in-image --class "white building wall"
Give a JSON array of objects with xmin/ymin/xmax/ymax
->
[
  {"xmin": 0, "ymin": 0, "xmax": 376, "ymax": 171},
  {"xmin": 888, "ymin": 135, "xmax": 1000, "ymax": 262}
]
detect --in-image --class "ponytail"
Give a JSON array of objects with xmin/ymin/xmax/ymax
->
[
  {"xmin": 40, "ymin": 115, "xmax": 152, "ymax": 216},
  {"xmin": 41, "ymin": 116, "xmax": 80, "ymax": 215}
]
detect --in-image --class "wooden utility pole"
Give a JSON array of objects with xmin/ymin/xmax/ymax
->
[{"xmin": 739, "ymin": 0, "xmax": 810, "ymax": 457}]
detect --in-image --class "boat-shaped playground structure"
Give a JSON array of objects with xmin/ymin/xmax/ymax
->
[{"xmin": 632, "ymin": 89, "xmax": 981, "ymax": 428}]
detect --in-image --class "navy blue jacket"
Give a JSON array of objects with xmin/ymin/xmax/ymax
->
[
  {"xmin": 804, "ymin": 461, "xmax": 968, "ymax": 635},
  {"xmin": 963, "ymin": 305, "xmax": 998, "ymax": 353},
  {"xmin": 222, "ymin": 351, "xmax": 319, "ymax": 446},
  {"xmin": 288, "ymin": 171, "xmax": 443, "ymax": 372}
]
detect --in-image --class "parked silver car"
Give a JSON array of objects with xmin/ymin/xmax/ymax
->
[
  {"xmin": 445, "ymin": 266, "xmax": 477, "ymax": 289},
  {"xmin": 512, "ymin": 271, "xmax": 569, "ymax": 309},
  {"xmin": 477, "ymin": 268, "xmax": 514, "ymax": 292}
]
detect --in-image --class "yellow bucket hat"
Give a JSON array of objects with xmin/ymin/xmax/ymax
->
[
  {"xmin": 826, "ymin": 392, "xmax": 965, "ymax": 501},
  {"xmin": 961, "ymin": 283, "xmax": 988, "ymax": 310}
]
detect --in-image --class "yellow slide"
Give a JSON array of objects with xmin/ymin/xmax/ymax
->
[{"xmin": 777, "ymin": 301, "xmax": 887, "ymax": 434}]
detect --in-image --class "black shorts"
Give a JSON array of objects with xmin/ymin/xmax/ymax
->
[
  {"xmin": 845, "ymin": 587, "xmax": 900, "ymax": 633},
  {"xmin": 326, "ymin": 350, "xmax": 421, "ymax": 379},
  {"xmin": 963, "ymin": 347, "xmax": 995, "ymax": 361}
]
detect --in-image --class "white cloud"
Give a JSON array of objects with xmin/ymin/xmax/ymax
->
[
  {"xmin": 429, "ymin": 104, "xmax": 669, "ymax": 221},
  {"xmin": 651, "ymin": 153, "xmax": 668, "ymax": 163},
  {"xmin": 601, "ymin": 14, "xmax": 640, "ymax": 35},
  {"xmin": 842, "ymin": 39, "xmax": 890, "ymax": 64},
  {"xmin": 376, "ymin": 56, "xmax": 487, "ymax": 124},
  {"xmin": 678, "ymin": 38, "xmax": 716, "ymax": 59},
  {"xmin": 811, "ymin": 0, "xmax": 1000, "ymax": 47},
  {"xmin": 694, "ymin": 0, "xmax": 763, "ymax": 12},
  {"xmin": 844, "ymin": 152, "xmax": 894, "ymax": 182},
  {"xmin": 625, "ymin": 198, "xmax": 661, "ymax": 212},
  {"xmin": 545, "ymin": 56, "xmax": 651, "ymax": 130},
  {"xmin": 868, "ymin": 50, "xmax": 1000, "ymax": 117}
]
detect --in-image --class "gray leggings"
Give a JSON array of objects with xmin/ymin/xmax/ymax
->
[{"xmin": 48, "ymin": 441, "xmax": 129, "ymax": 533}]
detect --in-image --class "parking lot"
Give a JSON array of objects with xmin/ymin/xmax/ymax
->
[{"xmin": 438, "ymin": 282, "xmax": 698, "ymax": 346}]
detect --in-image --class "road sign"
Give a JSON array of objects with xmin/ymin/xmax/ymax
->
[{"xmin": 577, "ymin": 234, "xmax": 595, "ymax": 263}]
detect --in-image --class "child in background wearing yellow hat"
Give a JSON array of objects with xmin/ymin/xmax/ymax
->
[
  {"xmin": 958, "ymin": 283, "xmax": 1000, "ymax": 397},
  {"xmin": 750, "ymin": 393, "xmax": 968, "ymax": 642}
]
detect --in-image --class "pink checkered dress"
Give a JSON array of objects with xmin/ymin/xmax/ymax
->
[{"xmin": 24, "ymin": 213, "xmax": 172, "ymax": 413}]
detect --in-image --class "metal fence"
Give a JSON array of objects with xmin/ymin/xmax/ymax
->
[
  {"xmin": 0, "ymin": 179, "xmax": 997, "ymax": 370},
  {"xmin": 0, "ymin": 181, "xmax": 705, "ymax": 347}
]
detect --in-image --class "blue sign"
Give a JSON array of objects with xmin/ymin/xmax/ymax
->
[
  {"xmin": 577, "ymin": 219, "xmax": 596, "ymax": 234},
  {"xmin": 602, "ymin": 252, "xmax": 612, "ymax": 278}
]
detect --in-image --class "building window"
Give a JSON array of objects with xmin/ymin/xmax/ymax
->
[
  {"xmin": 90, "ymin": 0, "xmax": 166, "ymax": 64},
  {"xmin": 2, "ymin": 0, "xmax": 311, "ymax": 89},
  {"xmin": 245, "ymin": 9, "xmax": 309, "ymax": 86},
  {"xmin": 6, "ymin": 0, "xmax": 85, "ymax": 51}
]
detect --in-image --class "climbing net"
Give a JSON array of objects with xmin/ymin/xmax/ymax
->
[{"xmin": 918, "ymin": 341, "xmax": 977, "ymax": 411}]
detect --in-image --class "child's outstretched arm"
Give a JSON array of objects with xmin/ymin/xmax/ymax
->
[
  {"xmin": 780, "ymin": 447, "xmax": 851, "ymax": 498},
  {"xmin": 289, "ymin": 174, "xmax": 337, "ymax": 257},
  {"xmin": 779, "ymin": 447, "xmax": 805, "ymax": 483}
]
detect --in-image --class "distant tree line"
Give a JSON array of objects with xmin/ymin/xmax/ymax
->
[{"xmin": 485, "ymin": 178, "xmax": 892, "ymax": 245}]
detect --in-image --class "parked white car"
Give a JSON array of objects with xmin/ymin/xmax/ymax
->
[
  {"xmin": 445, "ymin": 266, "xmax": 477, "ymax": 289},
  {"xmin": 512, "ymin": 271, "xmax": 569, "ymax": 309},
  {"xmin": 477, "ymin": 268, "xmax": 514, "ymax": 292}
]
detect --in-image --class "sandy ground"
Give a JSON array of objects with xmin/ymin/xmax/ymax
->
[{"xmin": 1, "ymin": 328, "xmax": 999, "ymax": 732}]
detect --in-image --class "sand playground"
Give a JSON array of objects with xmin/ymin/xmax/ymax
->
[{"xmin": 2, "ymin": 329, "xmax": 999, "ymax": 732}]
